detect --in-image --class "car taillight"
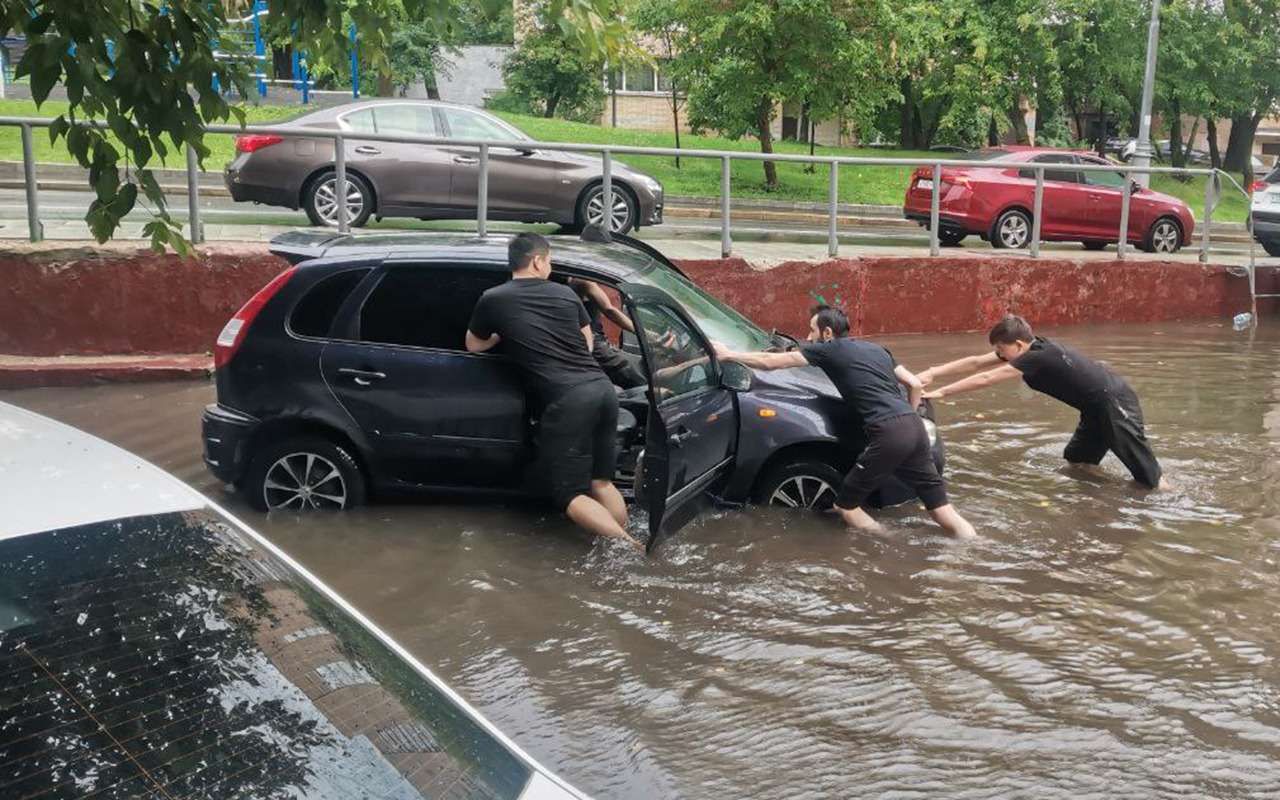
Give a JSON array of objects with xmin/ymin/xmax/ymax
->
[
  {"xmin": 235, "ymin": 134, "xmax": 284, "ymax": 153},
  {"xmin": 1249, "ymin": 180, "xmax": 1268, "ymax": 194},
  {"xmin": 214, "ymin": 267, "xmax": 297, "ymax": 369}
]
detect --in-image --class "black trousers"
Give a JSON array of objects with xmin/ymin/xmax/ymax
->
[
  {"xmin": 838, "ymin": 413, "xmax": 949, "ymax": 511},
  {"xmin": 593, "ymin": 338, "xmax": 646, "ymax": 389},
  {"xmin": 1064, "ymin": 384, "xmax": 1162, "ymax": 488}
]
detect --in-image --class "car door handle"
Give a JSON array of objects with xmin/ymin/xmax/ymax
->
[
  {"xmin": 337, "ymin": 367, "xmax": 387, "ymax": 386},
  {"xmin": 668, "ymin": 428, "xmax": 696, "ymax": 448},
  {"xmin": 453, "ymin": 155, "xmax": 479, "ymax": 165},
  {"xmin": 354, "ymin": 146, "xmax": 381, "ymax": 155}
]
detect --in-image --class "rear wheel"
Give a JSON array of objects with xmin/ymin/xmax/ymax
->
[
  {"xmin": 304, "ymin": 171, "xmax": 374, "ymax": 228},
  {"xmin": 991, "ymin": 209, "xmax": 1031, "ymax": 249},
  {"xmin": 243, "ymin": 435, "xmax": 366, "ymax": 513},
  {"xmin": 1141, "ymin": 217, "xmax": 1183, "ymax": 253},
  {"xmin": 938, "ymin": 229, "xmax": 967, "ymax": 247},
  {"xmin": 753, "ymin": 460, "xmax": 845, "ymax": 511},
  {"xmin": 1081, "ymin": 240, "xmax": 1109, "ymax": 251}
]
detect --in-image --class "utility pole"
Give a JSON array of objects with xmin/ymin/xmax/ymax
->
[{"xmin": 1132, "ymin": 0, "xmax": 1161, "ymax": 188}]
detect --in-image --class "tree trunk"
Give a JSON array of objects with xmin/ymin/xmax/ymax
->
[
  {"xmin": 545, "ymin": 92, "xmax": 560, "ymax": 118},
  {"xmin": 1006, "ymin": 105, "xmax": 1030, "ymax": 146},
  {"xmin": 899, "ymin": 77, "xmax": 916, "ymax": 148},
  {"xmin": 758, "ymin": 96, "xmax": 778, "ymax": 190},
  {"xmin": 1206, "ymin": 117, "xmax": 1221, "ymax": 169},
  {"xmin": 1223, "ymin": 112, "xmax": 1262, "ymax": 179},
  {"xmin": 671, "ymin": 86, "xmax": 681, "ymax": 170},
  {"xmin": 798, "ymin": 101, "xmax": 811, "ymax": 144},
  {"xmin": 1183, "ymin": 118, "xmax": 1200, "ymax": 167},
  {"xmin": 377, "ymin": 73, "xmax": 395, "ymax": 97},
  {"xmin": 987, "ymin": 113, "xmax": 999, "ymax": 146},
  {"xmin": 1169, "ymin": 98, "xmax": 1184, "ymax": 168},
  {"xmin": 912, "ymin": 103, "xmax": 925, "ymax": 149}
]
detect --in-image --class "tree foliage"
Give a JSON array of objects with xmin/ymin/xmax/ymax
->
[{"xmin": 501, "ymin": 25, "xmax": 607, "ymax": 121}]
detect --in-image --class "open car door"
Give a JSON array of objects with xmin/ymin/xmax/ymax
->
[{"xmin": 620, "ymin": 284, "xmax": 739, "ymax": 553}]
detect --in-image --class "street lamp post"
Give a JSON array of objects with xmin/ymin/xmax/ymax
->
[{"xmin": 1132, "ymin": 0, "xmax": 1162, "ymax": 188}]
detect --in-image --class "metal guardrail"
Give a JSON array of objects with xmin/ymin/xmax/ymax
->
[{"xmin": 0, "ymin": 115, "xmax": 1261, "ymax": 281}]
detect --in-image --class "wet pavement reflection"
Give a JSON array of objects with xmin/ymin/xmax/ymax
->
[{"xmin": 5, "ymin": 320, "xmax": 1280, "ymax": 799}]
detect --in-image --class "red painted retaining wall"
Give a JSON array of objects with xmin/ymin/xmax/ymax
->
[{"xmin": 0, "ymin": 243, "xmax": 1273, "ymax": 358}]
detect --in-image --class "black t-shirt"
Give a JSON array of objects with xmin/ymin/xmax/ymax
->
[
  {"xmin": 1011, "ymin": 336, "xmax": 1119, "ymax": 411},
  {"xmin": 573, "ymin": 283, "xmax": 607, "ymax": 338},
  {"xmin": 468, "ymin": 278, "xmax": 608, "ymax": 407},
  {"xmin": 800, "ymin": 338, "xmax": 914, "ymax": 426}
]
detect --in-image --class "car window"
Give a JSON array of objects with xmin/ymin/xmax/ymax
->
[
  {"xmin": 373, "ymin": 105, "xmax": 440, "ymax": 137},
  {"xmin": 342, "ymin": 108, "xmax": 377, "ymax": 133},
  {"xmin": 0, "ymin": 509, "xmax": 533, "ymax": 799},
  {"xmin": 1079, "ymin": 157, "xmax": 1128, "ymax": 189},
  {"xmin": 634, "ymin": 302, "xmax": 716, "ymax": 401},
  {"xmin": 440, "ymin": 108, "xmax": 522, "ymax": 141},
  {"xmin": 359, "ymin": 265, "xmax": 507, "ymax": 350},
  {"xmin": 290, "ymin": 268, "xmax": 371, "ymax": 338},
  {"xmin": 631, "ymin": 265, "xmax": 773, "ymax": 353},
  {"xmin": 1020, "ymin": 155, "xmax": 1082, "ymax": 183}
]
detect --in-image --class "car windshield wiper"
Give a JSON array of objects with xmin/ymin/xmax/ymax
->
[{"xmin": 770, "ymin": 328, "xmax": 801, "ymax": 351}]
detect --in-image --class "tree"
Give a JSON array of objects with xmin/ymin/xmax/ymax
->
[
  {"xmin": 0, "ymin": 0, "xmax": 625, "ymax": 252},
  {"xmin": 501, "ymin": 25, "xmax": 606, "ymax": 120},
  {"xmin": 1214, "ymin": 0, "xmax": 1280, "ymax": 179},
  {"xmin": 631, "ymin": 0, "xmax": 686, "ymax": 167}
]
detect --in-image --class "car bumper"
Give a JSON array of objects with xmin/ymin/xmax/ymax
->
[
  {"xmin": 201, "ymin": 403, "xmax": 259, "ymax": 485},
  {"xmin": 1252, "ymin": 209, "xmax": 1280, "ymax": 239},
  {"xmin": 224, "ymin": 167, "xmax": 298, "ymax": 209},
  {"xmin": 638, "ymin": 187, "xmax": 664, "ymax": 227},
  {"xmin": 903, "ymin": 210, "xmax": 975, "ymax": 235}
]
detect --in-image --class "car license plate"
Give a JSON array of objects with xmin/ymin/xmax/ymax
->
[{"xmin": 917, "ymin": 179, "xmax": 934, "ymax": 191}]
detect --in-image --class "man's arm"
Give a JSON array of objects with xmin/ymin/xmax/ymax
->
[
  {"xmin": 715, "ymin": 347, "xmax": 808, "ymax": 371},
  {"xmin": 894, "ymin": 364, "xmax": 924, "ymax": 409},
  {"xmin": 583, "ymin": 282, "xmax": 636, "ymax": 333},
  {"xmin": 924, "ymin": 364, "xmax": 1022, "ymax": 399},
  {"xmin": 465, "ymin": 330, "xmax": 500, "ymax": 353},
  {"xmin": 919, "ymin": 352, "xmax": 1002, "ymax": 386},
  {"xmin": 582, "ymin": 324, "xmax": 594, "ymax": 352}
]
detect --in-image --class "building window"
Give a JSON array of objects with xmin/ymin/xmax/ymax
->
[{"xmin": 605, "ymin": 62, "xmax": 672, "ymax": 94}]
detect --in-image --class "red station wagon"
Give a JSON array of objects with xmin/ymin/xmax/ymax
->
[{"xmin": 903, "ymin": 148, "xmax": 1195, "ymax": 253}]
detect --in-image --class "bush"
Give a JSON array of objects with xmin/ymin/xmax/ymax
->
[{"xmin": 500, "ymin": 28, "xmax": 605, "ymax": 123}]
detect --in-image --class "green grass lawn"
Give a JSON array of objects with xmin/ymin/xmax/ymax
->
[{"xmin": 0, "ymin": 98, "xmax": 1245, "ymax": 221}]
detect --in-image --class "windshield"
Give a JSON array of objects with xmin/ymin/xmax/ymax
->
[
  {"xmin": 0, "ymin": 509, "xmax": 533, "ymax": 800},
  {"xmin": 633, "ymin": 264, "xmax": 774, "ymax": 352}
]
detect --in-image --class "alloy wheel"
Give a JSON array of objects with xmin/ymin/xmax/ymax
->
[
  {"xmin": 586, "ymin": 190, "xmax": 632, "ymax": 232},
  {"xmin": 1151, "ymin": 220, "xmax": 1180, "ymax": 253},
  {"xmin": 263, "ymin": 452, "xmax": 348, "ymax": 511},
  {"xmin": 999, "ymin": 214, "xmax": 1030, "ymax": 248},
  {"xmin": 313, "ymin": 177, "xmax": 365, "ymax": 227},
  {"xmin": 769, "ymin": 475, "xmax": 837, "ymax": 510}
]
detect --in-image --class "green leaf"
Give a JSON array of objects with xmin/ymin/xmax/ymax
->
[
  {"xmin": 111, "ymin": 183, "xmax": 140, "ymax": 218},
  {"xmin": 48, "ymin": 116, "xmax": 70, "ymax": 145}
]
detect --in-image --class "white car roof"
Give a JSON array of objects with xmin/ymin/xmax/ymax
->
[{"xmin": 0, "ymin": 400, "xmax": 591, "ymax": 800}]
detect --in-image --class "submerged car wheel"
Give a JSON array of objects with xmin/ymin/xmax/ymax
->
[
  {"xmin": 244, "ymin": 436, "xmax": 366, "ymax": 513},
  {"xmin": 754, "ymin": 460, "xmax": 845, "ymax": 511},
  {"xmin": 991, "ymin": 208, "xmax": 1032, "ymax": 249},
  {"xmin": 578, "ymin": 184, "xmax": 637, "ymax": 234},
  {"xmin": 1142, "ymin": 217, "xmax": 1182, "ymax": 253},
  {"xmin": 304, "ymin": 171, "xmax": 374, "ymax": 228}
]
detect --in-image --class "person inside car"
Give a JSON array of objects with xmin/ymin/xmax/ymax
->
[
  {"xmin": 568, "ymin": 277, "xmax": 647, "ymax": 390},
  {"xmin": 713, "ymin": 305, "xmax": 977, "ymax": 539},
  {"xmin": 466, "ymin": 233, "xmax": 644, "ymax": 552},
  {"xmin": 920, "ymin": 314, "xmax": 1164, "ymax": 490}
]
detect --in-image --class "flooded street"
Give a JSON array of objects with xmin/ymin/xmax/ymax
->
[{"xmin": 5, "ymin": 320, "xmax": 1280, "ymax": 799}]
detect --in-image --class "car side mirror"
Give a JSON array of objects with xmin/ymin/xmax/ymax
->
[
  {"xmin": 1129, "ymin": 180, "xmax": 1142, "ymax": 195},
  {"xmin": 720, "ymin": 360, "xmax": 752, "ymax": 392}
]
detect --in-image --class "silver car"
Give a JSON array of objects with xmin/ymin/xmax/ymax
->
[{"xmin": 225, "ymin": 99, "xmax": 664, "ymax": 234}]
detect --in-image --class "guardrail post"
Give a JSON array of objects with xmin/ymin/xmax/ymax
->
[
  {"xmin": 928, "ymin": 163, "xmax": 941, "ymax": 257},
  {"xmin": 20, "ymin": 124, "xmax": 42, "ymax": 242},
  {"xmin": 1030, "ymin": 168, "xmax": 1044, "ymax": 258},
  {"xmin": 186, "ymin": 144, "xmax": 204, "ymax": 244},
  {"xmin": 602, "ymin": 151, "xmax": 613, "ymax": 232},
  {"xmin": 1117, "ymin": 176, "xmax": 1132, "ymax": 260},
  {"xmin": 477, "ymin": 143, "xmax": 489, "ymax": 238},
  {"xmin": 1199, "ymin": 171, "xmax": 1215, "ymax": 263},
  {"xmin": 827, "ymin": 162, "xmax": 839, "ymax": 257},
  {"xmin": 334, "ymin": 134, "xmax": 349, "ymax": 233},
  {"xmin": 721, "ymin": 157, "xmax": 731, "ymax": 258}
]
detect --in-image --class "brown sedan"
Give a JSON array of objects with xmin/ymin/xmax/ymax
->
[{"xmin": 224, "ymin": 99, "xmax": 664, "ymax": 234}]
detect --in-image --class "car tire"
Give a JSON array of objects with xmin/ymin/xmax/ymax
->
[
  {"xmin": 243, "ymin": 435, "xmax": 366, "ymax": 513},
  {"xmin": 991, "ymin": 208, "xmax": 1032, "ymax": 249},
  {"xmin": 1141, "ymin": 216, "xmax": 1182, "ymax": 254},
  {"xmin": 938, "ymin": 229, "xmax": 967, "ymax": 247},
  {"xmin": 1261, "ymin": 239, "xmax": 1280, "ymax": 258},
  {"xmin": 1081, "ymin": 240, "xmax": 1109, "ymax": 251},
  {"xmin": 753, "ymin": 460, "xmax": 845, "ymax": 511},
  {"xmin": 304, "ymin": 171, "xmax": 374, "ymax": 228},
  {"xmin": 577, "ymin": 184, "xmax": 638, "ymax": 234}
]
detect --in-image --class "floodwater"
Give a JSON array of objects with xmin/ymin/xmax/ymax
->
[{"xmin": 4, "ymin": 320, "xmax": 1280, "ymax": 799}]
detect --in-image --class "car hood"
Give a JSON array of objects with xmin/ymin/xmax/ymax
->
[
  {"xmin": 554, "ymin": 150, "xmax": 649, "ymax": 176},
  {"xmin": 748, "ymin": 362, "xmax": 841, "ymax": 400}
]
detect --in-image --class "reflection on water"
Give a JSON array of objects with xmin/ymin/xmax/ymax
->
[{"xmin": 5, "ymin": 321, "xmax": 1280, "ymax": 799}]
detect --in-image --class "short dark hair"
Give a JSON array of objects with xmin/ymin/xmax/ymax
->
[
  {"xmin": 810, "ymin": 304, "xmax": 850, "ymax": 337},
  {"xmin": 509, "ymin": 232, "xmax": 550, "ymax": 272},
  {"xmin": 988, "ymin": 314, "xmax": 1034, "ymax": 345}
]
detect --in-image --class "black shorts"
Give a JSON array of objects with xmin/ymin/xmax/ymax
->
[
  {"xmin": 536, "ymin": 379, "xmax": 619, "ymax": 509},
  {"xmin": 838, "ymin": 413, "xmax": 948, "ymax": 511},
  {"xmin": 1064, "ymin": 384, "xmax": 1162, "ymax": 488}
]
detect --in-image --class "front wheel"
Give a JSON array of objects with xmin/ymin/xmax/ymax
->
[
  {"xmin": 243, "ymin": 435, "xmax": 367, "ymax": 513},
  {"xmin": 1141, "ymin": 217, "xmax": 1183, "ymax": 254},
  {"xmin": 577, "ymin": 185, "xmax": 638, "ymax": 234},
  {"xmin": 304, "ymin": 171, "xmax": 374, "ymax": 228},
  {"xmin": 991, "ymin": 209, "xmax": 1032, "ymax": 249},
  {"xmin": 753, "ymin": 460, "xmax": 844, "ymax": 511}
]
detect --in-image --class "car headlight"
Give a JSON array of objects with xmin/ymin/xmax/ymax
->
[{"xmin": 922, "ymin": 417, "xmax": 938, "ymax": 446}]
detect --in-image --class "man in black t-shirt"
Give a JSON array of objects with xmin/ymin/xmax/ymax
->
[
  {"xmin": 921, "ymin": 314, "xmax": 1163, "ymax": 489},
  {"xmin": 466, "ymin": 233, "xmax": 643, "ymax": 552},
  {"xmin": 568, "ymin": 277, "xmax": 646, "ymax": 389},
  {"xmin": 714, "ymin": 305, "xmax": 976, "ymax": 538}
]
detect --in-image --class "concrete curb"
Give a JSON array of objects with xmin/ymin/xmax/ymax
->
[{"xmin": 0, "ymin": 353, "xmax": 213, "ymax": 390}]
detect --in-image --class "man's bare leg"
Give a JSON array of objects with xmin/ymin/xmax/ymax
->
[
  {"xmin": 590, "ymin": 479, "xmax": 628, "ymax": 528},
  {"xmin": 566, "ymin": 494, "xmax": 644, "ymax": 552},
  {"xmin": 928, "ymin": 504, "xmax": 977, "ymax": 539},
  {"xmin": 835, "ymin": 504, "xmax": 884, "ymax": 534}
]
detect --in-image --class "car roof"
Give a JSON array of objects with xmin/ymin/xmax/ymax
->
[
  {"xmin": 0, "ymin": 400, "xmax": 591, "ymax": 800},
  {"xmin": 288, "ymin": 98, "xmax": 508, "ymax": 126},
  {"xmin": 270, "ymin": 230, "xmax": 659, "ymax": 281}
]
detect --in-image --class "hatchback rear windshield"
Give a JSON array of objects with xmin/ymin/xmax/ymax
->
[{"xmin": 0, "ymin": 510, "xmax": 532, "ymax": 800}]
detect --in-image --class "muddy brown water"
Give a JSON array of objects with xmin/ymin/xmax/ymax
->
[{"xmin": 4, "ymin": 321, "xmax": 1280, "ymax": 799}]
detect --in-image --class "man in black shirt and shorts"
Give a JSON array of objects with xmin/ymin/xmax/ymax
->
[
  {"xmin": 467, "ymin": 233, "xmax": 644, "ymax": 551},
  {"xmin": 568, "ymin": 277, "xmax": 646, "ymax": 389},
  {"xmin": 920, "ymin": 314, "xmax": 1163, "ymax": 489},
  {"xmin": 714, "ymin": 306, "xmax": 976, "ymax": 538}
]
